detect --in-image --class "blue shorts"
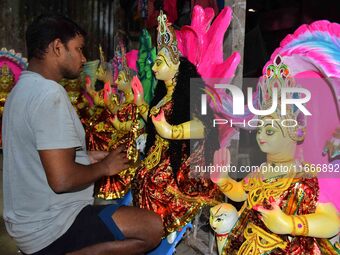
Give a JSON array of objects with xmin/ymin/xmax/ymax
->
[{"xmin": 28, "ymin": 204, "xmax": 125, "ymax": 255}]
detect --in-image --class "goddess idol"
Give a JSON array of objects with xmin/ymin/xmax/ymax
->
[
  {"xmin": 94, "ymin": 41, "xmax": 145, "ymax": 200},
  {"xmin": 0, "ymin": 48, "xmax": 27, "ymax": 146},
  {"xmin": 131, "ymin": 10, "xmax": 223, "ymax": 238},
  {"xmin": 212, "ymin": 55, "xmax": 340, "ymax": 254}
]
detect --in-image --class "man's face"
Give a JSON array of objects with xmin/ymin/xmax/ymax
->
[{"xmin": 60, "ymin": 35, "xmax": 86, "ymax": 79}]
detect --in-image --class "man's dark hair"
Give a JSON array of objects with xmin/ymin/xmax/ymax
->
[{"xmin": 26, "ymin": 14, "xmax": 86, "ymax": 60}]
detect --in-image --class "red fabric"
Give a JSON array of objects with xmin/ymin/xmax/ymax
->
[
  {"xmin": 146, "ymin": 0, "xmax": 178, "ymax": 28},
  {"xmin": 164, "ymin": 0, "xmax": 178, "ymax": 23},
  {"xmin": 132, "ymin": 100, "xmax": 221, "ymax": 235},
  {"xmin": 92, "ymin": 103, "xmax": 139, "ymax": 200},
  {"xmin": 146, "ymin": 0, "xmax": 158, "ymax": 28}
]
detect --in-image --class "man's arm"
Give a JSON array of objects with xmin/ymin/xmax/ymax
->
[{"xmin": 39, "ymin": 145, "xmax": 129, "ymax": 193}]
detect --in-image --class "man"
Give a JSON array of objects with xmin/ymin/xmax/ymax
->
[{"xmin": 2, "ymin": 14, "xmax": 163, "ymax": 255}]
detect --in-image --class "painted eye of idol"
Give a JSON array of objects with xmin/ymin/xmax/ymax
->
[
  {"xmin": 257, "ymin": 126, "xmax": 276, "ymax": 136},
  {"xmin": 154, "ymin": 54, "xmax": 170, "ymax": 69},
  {"xmin": 116, "ymin": 72, "xmax": 127, "ymax": 85},
  {"xmin": 154, "ymin": 59, "xmax": 162, "ymax": 67}
]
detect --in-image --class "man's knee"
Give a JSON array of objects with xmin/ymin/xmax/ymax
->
[
  {"xmin": 112, "ymin": 206, "xmax": 163, "ymax": 249},
  {"xmin": 141, "ymin": 210, "xmax": 164, "ymax": 249}
]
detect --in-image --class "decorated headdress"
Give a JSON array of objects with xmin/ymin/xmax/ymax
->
[
  {"xmin": 156, "ymin": 11, "xmax": 180, "ymax": 65},
  {"xmin": 96, "ymin": 45, "xmax": 106, "ymax": 80},
  {"xmin": 0, "ymin": 48, "xmax": 27, "ymax": 118},
  {"xmin": 258, "ymin": 55, "xmax": 307, "ymax": 142},
  {"xmin": 112, "ymin": 39, "xmax": 134, "ymax": 83},
  {"xmin": 0, "ymin": 48, "xmax": 27, "ymax": 84},
  {"xmin": 96, "ymin": 45, "xmax": 114, "ymax": 84}
]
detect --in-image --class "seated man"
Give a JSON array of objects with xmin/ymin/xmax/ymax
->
[{"xmin": 2, "ymin": 14, "xmax": 163, "ymax": 255}]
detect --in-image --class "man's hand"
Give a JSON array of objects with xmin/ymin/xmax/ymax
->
[
  {"xmin": 101, "ymin": 145, "xmax": 130, "ymax": 176},
  {"xmin": 39, "ymin": 145, "xmax": 130, "ymax": 193},
  {"xmin": 87, "ymin": 151, "xmax": 108, "ymax": 164}
]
